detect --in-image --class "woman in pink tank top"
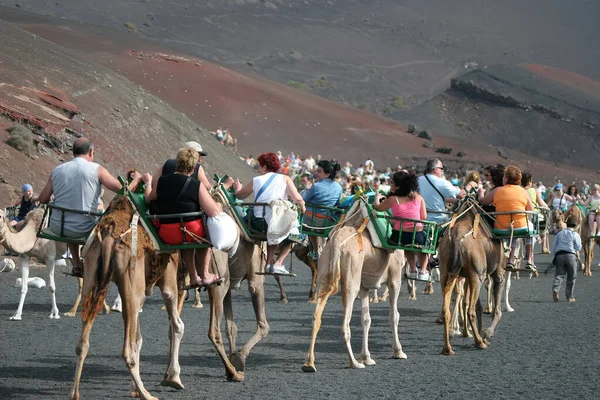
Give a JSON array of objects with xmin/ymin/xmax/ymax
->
[{"xmin": 374, "ymin": 171, "xmax": 429, "ymax": 280}]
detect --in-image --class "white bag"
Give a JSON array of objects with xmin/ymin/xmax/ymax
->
[{"xmin": 207, "ymin": 212, "xmax": 238, "ymax": 253}]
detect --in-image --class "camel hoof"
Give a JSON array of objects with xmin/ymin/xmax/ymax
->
[
  {"xmin": 279, "ymin": 298, "xmax": 288, "ymax": 304},
  {"xmin": 476, "ymin": 342, "xmax": 488, "ymax": 350},
  {"xmin": 111, "ymin": 306, "xmax": 122, "ymax": 313},
  {"xmin": 408, "ymin": 295, "xmax": 416, "ymax": 301},
  {"xmin": 441, "ymin": 348, "xmax": 455, "ymax": 356},
  {"xmin": 435, "ymin": 317, "xmax": 444, "ymax": 325},
  {"xmin": 49, "ymin": 313, "xmax": 60, "ymax": 320},
  {"xmin": 9, "ymin": 314, "xmax": 22, "ymax": 321},
  {"xmin": 350, "ymin": 362, "xmax": 365, "ymax": 369},
  {"xmin": 450, "ymin": 330, "xmax": 461, "ymax": 337},
  {"xmin": 504, "ymin": 306, "xmax": 515, "ymax": 313},
  {"xmin": 102, "ymin": 306, "xmax": 110, "ymax": 315},
  {"xmin": 393, "ymin": 351, "xmax": 407, "ymax": 359},
  {"xmin": 359, "ymin": 357, "xmax": 376, "ymax": 366},
  {"xmin": 481, "ymin": 328, "xmax": 494, "ymax": 340},
  {"xmin": 161, "ymin": 377, "xmax": 184, "ymax": 390},
  {"xmin": 192, "ymin": 303, "xmax": 204, "ymax": 309},
  {"xmin": 226, "ymin": 370, "xmax": 245, "ymax": 382},
  {"xmin": 301, "ymin": 364, "xmax": 317, "ymax": 373},
  {"xmin": 378, "ymin": 296, "xmax": 388, "ymax": 302},
  {"xmin": 230, "ymin": 352, "xmax": 246, "ymax": 372},
  {"xmin": 128, "ymin": 390, "xmax": 139, "ymax": 398},
  {"xmin": 307, "ymin": 298, "xmax": 316, "ymax": 304},
  {"xmin": 64, "ymin": 311, "xmax": 76, "ymax": 317}
]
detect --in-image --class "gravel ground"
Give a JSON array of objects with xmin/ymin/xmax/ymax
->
[{"xmin": 0, "ymin": 245, "xmax": 598, "ymax": 399}]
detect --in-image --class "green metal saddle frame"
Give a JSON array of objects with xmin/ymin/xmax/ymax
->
[
  {"xmin": 302, "ymin": 203, "xmax": 344, "ymax": 237},
  {"xmin": 214, "ymin": 174, "xmax": 304, "ymax": 243},
  {"xmin": 37, "ymin": 204, "xmax": 103, "ymax": 246},
  {"xmin": 362, "ymin": 201, "xmax": 439, "ymax": 254},
  {"xmin": 487, "ymin": 210, "xmax": 540, "ymax": 239},
  {"xmin": 121, "ymin": 178, "xmax": 212, "ymax": 253}
]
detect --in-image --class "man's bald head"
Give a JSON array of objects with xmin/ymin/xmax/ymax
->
[{"xmin": 73, "ymin": 138, "xmax": 93, "ymax": 156}]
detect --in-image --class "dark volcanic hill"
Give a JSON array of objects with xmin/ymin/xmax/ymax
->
[{"xmin": 0, "ymin": 18, "xmax": 254, "ymax": 205}]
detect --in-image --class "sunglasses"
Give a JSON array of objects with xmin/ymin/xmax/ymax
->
[{"xmin": 436, "ymin": 166, "xmax": 444, "ymax": 171}]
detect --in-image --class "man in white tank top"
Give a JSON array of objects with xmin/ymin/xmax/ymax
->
[{"xmin": 39, "ymin": 138, "xmax": 142, "ymax": 277}]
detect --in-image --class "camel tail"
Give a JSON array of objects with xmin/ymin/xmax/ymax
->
[
  {"xmin": 82, "ymin": 236, "xmax": 115, "ymax": 322},
  {"xmin": 318, "ymin": 235, "xmax": 342, "ymax": 301},
  {"xmin": 446, "ymin": 237, "xmax": 463, "ymax": 276}
]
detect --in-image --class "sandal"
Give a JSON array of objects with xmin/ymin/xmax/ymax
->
[
  {"xmin": 200, "ymin": 276, "xmax": 223, "ymax": 287},
  {"xmin": 525, "ymin": 263, "xmax": 537, "ymax": 272},
  {"xmin": 66, "ymin": 267, "xmax": 84, "ymax": 278},
  {"xmin": 505, "ymin": 263, "xmax": 516, "ymax": 271}
]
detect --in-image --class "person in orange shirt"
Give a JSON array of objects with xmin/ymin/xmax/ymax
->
[{"xmin": 479, "ymin": 165, "xmax": 536, "ymax": 271}]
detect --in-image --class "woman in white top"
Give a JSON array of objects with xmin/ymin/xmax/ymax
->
[{"xmin": 230, "ymin": 152, "xmax": 305, "ymax": 275}]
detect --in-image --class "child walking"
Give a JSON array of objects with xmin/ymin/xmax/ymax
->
[{"xmin": 551, "ymin": 216, "xmax": 582, "ymax": 302}]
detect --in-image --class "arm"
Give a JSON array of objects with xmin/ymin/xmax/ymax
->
[
  {"xmin": 38, "ymin": 176, "xmax": 53, "ymax": 204},
  {"xmin": 196, "ymin": 166, "xmax": 212, "ymax": 190},
  {"xmin": 525, "ymin": 191, "xmax": 534, "ymax": 211},
  {"xmin": 151, "ymin": 165, "xmax": 163, "ymax": 197},
  {"xmin": 420, "ymin": 195, "xmax": 427, "ymax": 220},
  {"xmin": 564, "ymin": 194, "xmax": 576, "ymax": 202},
  {"xmin": 574, "ymin": 233, "xmax": 582, "ymax": 252},
  {"xmin": 479, "ymin": 187, "xmax": 497, "ymax": 205},
  {"xmin": 198, "ymin": 184, "xmax": 222, "ymax": 217},
  {"xmin": 232, "ymin": 179, "xmax": 254, "ymax": 200},
  {"xmin": 285, "ymin": 175, "xmax": 306, "ymax": 212},
  {"xmin": 302, "ymin": 184, "xmax": 315, "ymax": 203},
  {"xmin": 373, "ymin": 195, "xmax": 396, "ymax": 212},
  {"xmin": 142, "ymin": 173, "xmax": 155, "ymax": 203},
  {"xmin": 98, "ymin": 167, "xmax": 141, "ymax": 193}
]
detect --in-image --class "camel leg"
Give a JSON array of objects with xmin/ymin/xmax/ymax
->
[
  {"xmin": 10, "ymin": 255, "xmax": 30, "ymax": 321},
  {"xmin": 192, "ymin": 288, "xmax": 203, "ymax": 308},
  {"xmin": 358, "ymin": 288, "xmax": 376, "ymax": 366},
  {"xmin": 483, "ymin": 277, "xmax": 493, "ymax": 314},
  {"xmin": 274, "ymin": 275, "xmax": 288, "ymax": 304},
  {"xmin": 466, "ymin": 276, "xmax": 487, "ymax": 350},
  {"xmin": 584, "ymin": 239, "xmax": 593, "ymax": 276},
  {"xmin": 46, "ymin": 255, "xmax": 61, "ymax": 319},
  {"xmin": 371, "ymin": 288, "xmax": 379, "ymax": 303},
  {"xmin": 70, "ymin": 245, "xmax": 103, "ymax": 400},
  {"xmin": 224, "ymin": 288, "xmax": 238, "ymax": 356},
  {"xmin": 207, "ymin": 285, "xmax": 244, "ymax": 382},
  {"xmin": 450, "ymin": 281, "xmax": 462, "ymax": 337},
  {"xmin": 482, "ymin": 270, "xmax": 506, "ymax": 342},
  {"xmin": 65, "ymin": 269, "xmax": 84, "ymax": 316},
  {"xmin": 504, "ymin": 271, "xmax": 514, "ymax": 312},
  {"xmin": 378, "ymin": 285, "xmax": 389, "ymax": 302},
  {"xmin": 232, "ymin": 275, "xmax": 270, "ymax": 371},
  {"xmin": 461, "ymin": 281, "xmax": 472, "ymax": 338},
  {"xmin": 341, "ymin": 280, "xmax": 363, "ymax": 369},
  {"xmin": 302, "ymin": 293, "xmax": 331, "ymax": 372},
  {"xmin": 308, "ymin": 258, "xmax": 318, "ymax": 303},
  {"xmin": 406, "ymin": 265, "xmax": 416, "ymax": 300},
  {"xmin": 387, "ymin": 273, "xmax": 406, "ymax": 359},
  {"xmin": 441, "ymin": 274, "xmax": 458, "ymax": 355},
  {"xmin": 159, "ymin": 270, "xmax": 185, "ymax": 390}
]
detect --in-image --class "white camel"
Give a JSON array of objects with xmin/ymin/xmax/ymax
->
[
  {"xmin": 0, "ymin": 208, "xmax": 70, "ymax": 320},
  {"xmin": 302, "ymin": 201, "xmax": 407, "ymax": 372}
]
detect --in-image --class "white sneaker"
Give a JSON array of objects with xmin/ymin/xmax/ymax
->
[
  {"xmin": 418, "ymin": 271, "xmax": 430, "ymax": 281},
  {"xmin": 272, "ymin": 264, "xmax": 290, "ymax": 275},
  {"xmin": 409, "ymin": 270, "xmax": 418, "ymax": 280},
  {"xmin": 264, "ymin": 264, "xmax": 273, "ymax": 273}
]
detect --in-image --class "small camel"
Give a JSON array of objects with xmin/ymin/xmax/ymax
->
[
  {"xmin": 439, "ymin": 198, "xmax": 507, "ymax": 355},
  {"xmin": 302, "ymin": 203, "xmax": 407, "ymax": 372},
  {"xmin": 70, "ymin": 196, "xmax": 186, "ymax": 400},
  {"xmin": 0, "ymin": 208, "xmax": 70, "ymax": 320},
  {"xmin": 563, "ymin": 205, "xmax": 595, "ymax": 276}
]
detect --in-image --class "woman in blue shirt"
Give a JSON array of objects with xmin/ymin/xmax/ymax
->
[{"xmin": 303, "ymin": 160, "xmax": 342, "ymax": 259}]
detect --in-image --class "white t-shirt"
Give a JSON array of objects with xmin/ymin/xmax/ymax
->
[
  {"xmin": 418, "ymin": 174, "xmax": 460, "ymax": 223},
  {"xmin": 252, "ymin": 172, "xmax": 287, "ymax": 218}
]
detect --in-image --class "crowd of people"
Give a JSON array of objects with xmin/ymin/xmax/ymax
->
[{"xmin": 5, "ymin": 142, "xmax": 594, "ymax": 301}]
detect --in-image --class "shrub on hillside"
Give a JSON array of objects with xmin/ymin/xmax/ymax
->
[
  {"xmin": 124, "ymin": 21, "xmax": 137, "ymax": 31},
  {"xmin": 6, "ymin": 125, "xmax": 34, "ymax": 155}
]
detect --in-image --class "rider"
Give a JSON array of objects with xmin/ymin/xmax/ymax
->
[
  {"xmin": 152, "ymin": 141, "xmax": 212, "ymax": 192},
  {"xmin": 143, "ymin": 147, "xmax": 223, "ymax": 288},
  {"xmin": 38, "ymin": 138, "xmax": 142, "ymax": 277},
  {"xmin": 578, "ymin": 184, "xmax": 600, "ymax": 236},
  {"xmin": 374, "ymin": 171, "xmax": 429, "ymax": 280},
  {"xmin": 522, "ymin": 172, "xmax": 550, "ymax": 254},
  {"xmin": 230, "ymin": 152, "xmax": 305, "ymax": 275},
  {"xmin": 9, "ymin": 184, "xmax": 38, "ymax": 231},
  {"xmin": 479, "ymin": 165, "xmax": 536, "ymax": 272},
  {"xmin": 302, "ymin": 160, "xmax": 343, "ymax": 260}
]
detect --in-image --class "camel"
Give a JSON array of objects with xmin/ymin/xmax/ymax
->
[
  {"xmin": 563, "ymin": 205, "xmax": 595, "ymax": 276},
  {"xmin": 0, "ymin": 208, "xmax": 71, "ymax": 320},
  {"xmin": 70, "ymin": 196, "xmax": 186, "ymax": 400},
  {"xmin": 439, "ymin": 198, "xmax": 507, "ymax": 355},
  {"xmin": 302, "ymin": 200, "xmax": 407, "ymax": 372}
]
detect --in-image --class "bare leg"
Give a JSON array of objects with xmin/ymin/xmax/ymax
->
[
  {"xmin": 195, "ymin": 248, "xmax": 217, "ymax": 282},
  {"xmin": 274, "ymin": 242, "xmax": 293, "ymax": 266},
  {"xmin": 68, "ymin": 243, "xmax": 83, "ymax": 275}
]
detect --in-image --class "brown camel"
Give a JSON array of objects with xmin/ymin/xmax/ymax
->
[
  {"xmin": 70, "ymin": 196, "xmax": 185, "ymax": 400},
  {"xmin": 302, "ymin": 200, "xmax": 407, "ymax": 372},
  {"xmin": 439, "ymin": 198, "xmax": 507, "ymax": 355},
  {"xmin": 563, "ymin": 205, "xmax": 595, "ymax": 276}
]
